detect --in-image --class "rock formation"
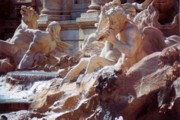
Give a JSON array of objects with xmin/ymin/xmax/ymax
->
[{"xmin": 1, "ymin": 44, "xmax": 179, "ymax": 119}]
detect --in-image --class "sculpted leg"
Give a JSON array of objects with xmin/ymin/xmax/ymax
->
[
  {"xmin": 18, "ymin": 41, "xmax": 41, "ymax": 69},
  {"xmin": 114, "ymin": 53, "xmax": 126, "ymax": 71},
  {"xmin": 63, "ymin": 58, "xmax": 89, "ymax": 82},
  {"xmin": 0, "ymin": 58, "xmax": 15, "ymax": 73},
  {"xmin": 0, "ymin": 40, "xmax": 17, "ymax": 57},
  {"xmin": 85, "ymin": 56, "xmax": 115, "ymax": 74},
  {"xmin": 18, "ymin": 50, "xmax": 36, "ymax": 69}
]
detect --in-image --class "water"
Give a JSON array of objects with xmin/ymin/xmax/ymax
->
[
  {"xmin": 0, "ymin": 73, "xmax": 54, "ymax": 113},
  {"xmin": 0, "ymin": 71, "xmax": 57, "ymax": 102},
  {"xmin": 0, "ymin": 76, "xmax": 24, "ymax": 103},
  {"xmin": 6, "ymin": 70, "xmax": 59, "ymax": 82},
  {"xmin": 0, "ymin": 95, "xmax": 26, "ymax": 103},
  {"xmin": 7, "ymin": 71, "xmax": 58, "ymax": 77},
  {"xmin": 7, "ymin": 70, "xmax": 58, "ymax": 77}
]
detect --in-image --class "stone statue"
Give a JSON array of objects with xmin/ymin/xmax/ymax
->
[
  {"xmin": 95, "ymin": 0, "xmax": 165, "ymax": 70},
  {"xmin": 63, "ymin": 41, "xmax": 121, "ymax": 83},
  {"xmin": 81, "ymin": 31, "xmax": 97, "ymax": 50},
  {"xmin": 62, "ymin": 1, "xmax": 121, "ymax": 83},
  {"xmin": 62, "ymin": 0, "xmax": 165, "ymax": 83},
  {"xmin": 18, "ymin": 21, "xmax": 71, "ymax": 70},
  {"xmin": 133, "ymin": 0, "xmax": 179, "ymax": 36},
  {"xmin": 0, "ymin": 6, "xmax": 39, "ymax": 72},
  {"xmin": 0, "ymin": 6, "xmax": 70, "ymax": 71},
  {"xmin": 122, "ymin": 3, "xmax": 137, "ymax": 20},
  {"xmin": 81, "ymin": 2, "xmax": 136, "ymax": 50}
]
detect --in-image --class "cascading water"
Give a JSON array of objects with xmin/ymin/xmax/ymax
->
[{"xmin": 0, "ymin": 71, "xmax": 59, "ymax": 113}]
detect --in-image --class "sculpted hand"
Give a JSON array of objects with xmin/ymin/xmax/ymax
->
[{"xmin": 104, "ymin": 29, "xmax": 117, "ymax": 43}]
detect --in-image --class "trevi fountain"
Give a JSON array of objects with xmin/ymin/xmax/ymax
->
[{"xmin": 0, "ymin": 0, "xmax": 180, "ymax": 119}]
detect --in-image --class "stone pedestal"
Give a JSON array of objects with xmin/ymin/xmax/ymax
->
[
  {"xmin": 87, "ymin": 0, "xmax": 111, "ymax": 13},
  {"xmin": 76, "ymin": 11, "xmax": 99, "ymax": 24},
  {"xmin": 41, "ymin": 0, "xmax": 71, "ymax": 21},
  {"xmin": 71, "ymin": 0, "xmax": 90, "ymax": 20},
  {"xmin": 38, "ymin": 0, "xmax": 72, "ymax": 28}
]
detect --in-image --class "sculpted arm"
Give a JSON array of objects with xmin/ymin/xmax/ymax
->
[
  {"xmin": 106, "ymin": 30, "xmax": 137, "ymax": 57},
  {"xmin": 100, "ymin": 41, "xmax": 113, "ymax": 57},
  {"xmin": 112, "ymin": 38, "xmax": 132, "ymax": 56},
  {"xmin": 106, "ymin": 22, "xmax": 142, "ymax": 57}
]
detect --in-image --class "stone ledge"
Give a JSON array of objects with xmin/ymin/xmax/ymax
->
[{"xmin": 76, "ymin": 11, "xmax": 99, "ymax": 24}]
